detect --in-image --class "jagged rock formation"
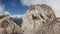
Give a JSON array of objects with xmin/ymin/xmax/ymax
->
[
  {"xmin": 21, "ymin": 4, "xmax": 60, "ymax": 34},
  {"xmin": 0, "ymin": 15, "xmax": 22, "ymax": 34}
]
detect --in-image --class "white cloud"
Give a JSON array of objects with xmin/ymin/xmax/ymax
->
[
  {"xmin": 10, "ymin": 14, "xmax": 23, "ymax": 18},
  {"xmin": 0, "ymin": 4, "xmax": 23, "ymax": 18},
  {"xmin": 21, "ymin": 0, "xmax": 48, "ymax": 6},
  {"xmin": 21, "ymin": 0, "xmax": 60, "ymax": 17},
  {"xmin": 4, "ymin": 11, "xmax": 10, "ymax": 15},
  {"xmin": 0, "ymin": 4, "xmax": 5, "ymax": 15},
  {"xmin": 0, "ymin": 4, "xmax": 10, "ymax": 15},
  {"xmin": 0, "ymin": 4, "xmax": 4, "ymax": 12}
]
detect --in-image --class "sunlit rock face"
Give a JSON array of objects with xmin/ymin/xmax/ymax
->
[
  {"xmin": 21, "ymin": 4, "xmax": 58, "ymax": 34},
  {"xmin": 0, "ymin": 15, "xmax": 22, "ymax": 34}
]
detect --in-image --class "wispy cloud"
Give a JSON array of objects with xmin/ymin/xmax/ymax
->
[
  {"xmin": 10, "ymin": 14, "xmax": 23, "ymax": 18},
  {"xmin": 4, "ymin": 11, "xmax": 10, "ymax": 15},
  {"xmin": 0, "ymin": 4, "xmax": 5, "ymax": 15},
  {"xmin": 11, "ymin": 2, "xmax": 16, "ymax": 6},
  {"xmin": 21, "ymin": 0, "xmax": 60, "ymax": 17},
  {"xmin": 0, "ymin": 4, "xmax": 10, "ymax": 15},
  {"xmin": 0, "ymin": 5, "xmax": 3, "ymax": 12},
  {"xmin": 0, "ymin": 4, "xmax": 23, "ymax": 18},
  {"xmin": 21, "ymin": 0, "xmax": 48, "ymax": 6}
]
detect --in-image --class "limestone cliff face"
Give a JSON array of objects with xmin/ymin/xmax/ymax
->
[
  {"xmin": 0, "ymin": 15, "xmax": 22, "ymax": 34},
  {"xmin": 21, "ymin": 4, "xmax": 60, "ymax": 34}
]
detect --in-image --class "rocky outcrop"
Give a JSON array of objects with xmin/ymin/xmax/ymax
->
[
  {"xmin": 0, "ymin": 15, "xmax": 22, "ymax": 34},
  {"xmin": 21, "ymin": 4, "xmax": 60, "ymax": 34}
]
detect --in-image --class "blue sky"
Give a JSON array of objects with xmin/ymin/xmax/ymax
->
[{"xmin": 0, "ymin": 0, "xmax": 28, "ymax": 15}]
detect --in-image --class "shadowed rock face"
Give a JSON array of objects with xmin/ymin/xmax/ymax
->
[
  {"xmin": 12, "ymin": 18, "xmax": 22, "ymax": 26},
  {"xmin": 0, "ymin": 15, "xmax": 22, "ymax": 34},
  {"xmin": 21, "ymin": 4, "xmax": 60, "ymax": 34}
]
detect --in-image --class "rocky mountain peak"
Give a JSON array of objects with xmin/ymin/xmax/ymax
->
[
  {"xmin": 21, "ymin": 4, "xmax": 60, "ymax": 34},
  {"xmin": 29, "ymin": 4, "xmax": 52, "ymax": 11},
  {"xmin": 0, "ymin": 15, "xmax": 9, "ymax": 19},
  {"xmin": 27, "ymin": 4, "xmax": 56, "ymax": 21},
  {"xmin": 0, "ymin": 15, "xmax": 22, "ymax": 34}
]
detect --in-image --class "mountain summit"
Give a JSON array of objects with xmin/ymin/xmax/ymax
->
[{"xmin": 21, "ymin": 4, "xmax": 60, "ymax": 34}]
